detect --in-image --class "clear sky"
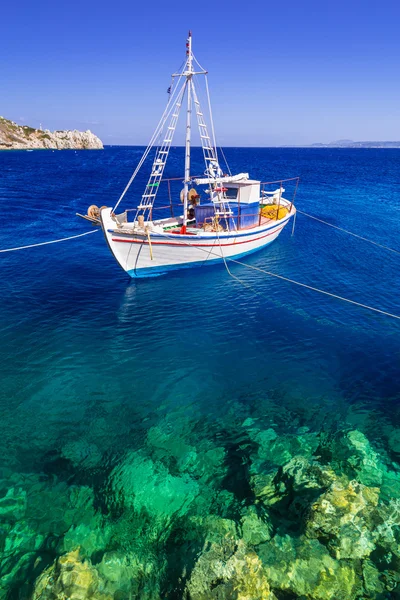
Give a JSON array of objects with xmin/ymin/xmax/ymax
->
[{"xmin": 2, "ymin": 0, "xmax": 400, "ymax": 146}]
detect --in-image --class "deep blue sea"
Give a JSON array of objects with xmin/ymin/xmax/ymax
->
[{"xmin": 0, "ymin": 147, "xmax": 399, "ymax": 599}]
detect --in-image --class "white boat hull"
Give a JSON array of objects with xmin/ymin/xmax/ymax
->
[{"xmin": 100, "ymin": 206, "xmax": 295, "ymax": 278}]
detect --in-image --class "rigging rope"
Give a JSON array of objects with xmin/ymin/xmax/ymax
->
[
  {"xmin": 297, "ymin": 210, "xmax": 400, "ymax": 256},
  {"xmin": 219, "ymin": 146, "xmax": 232, "ymax": 176},
  {"xmin": 0, "ymin": 229, "xmax": 98, "ymax": 253},
  {"xmin": 112, "ymin": 71, "xmax": 187, "ymax": 213},
  {"xmin": 204, "ymin": 75, "xmax": 219, "ymax": 165}
]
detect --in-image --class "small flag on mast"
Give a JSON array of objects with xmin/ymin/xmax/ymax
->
[{"xmin": 167, "ymin": 86, "xmax": 171, "ymax": 95}]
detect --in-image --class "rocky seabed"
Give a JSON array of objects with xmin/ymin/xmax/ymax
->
[{"xmin": 2, "ymin": 418, "xmax": 400, "ymax": 599}]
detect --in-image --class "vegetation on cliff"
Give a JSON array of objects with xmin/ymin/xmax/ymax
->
[{"xmin": 0, "ymin": 116, "xmax": 103, "ymax": 150}]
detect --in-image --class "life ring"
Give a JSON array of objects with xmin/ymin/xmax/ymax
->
[{"xmin": 207, "ymin": 161, "xmax": 222, "ymax": 179}]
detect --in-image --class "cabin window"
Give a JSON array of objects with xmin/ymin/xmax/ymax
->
[{"xmin": 225, "ymin": 188, "xmax": 238, "ymax": 200}]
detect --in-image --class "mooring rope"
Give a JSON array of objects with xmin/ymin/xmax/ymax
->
[
  {"xmin": 297, "ymin": 210, "xmax": 400, "ymax": 256},
  {"xmin": 156, "ymin": 230, "xmax": 400, "ymax": 321},
  {"xmin": 0, "ymin": 229, "xmax": 99, "ymax": 253},
  {"xmin": 226, "ymin": 257, "xmax": 400, "ymax": 321}
]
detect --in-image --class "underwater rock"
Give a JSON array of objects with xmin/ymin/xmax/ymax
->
[
  {"xmin": 194, "ymin": 514, "xmax": 238, "ymax": 545},
  {"xmin": 380, "ymin": 467, "xmax": 400, "ymax": 502},
  {"xmin": 251, "ymin": 472, "xmax": 282, "ymax": 506},
  {"xmin": 346, "ymin": 430, "xmax": 384, "ymax": 487},
  {"xmin": 110, "ymin": 451, "xmax": 199, "ymax": 521},
  {"xmin": 240, "ymin": 506, "xmax": 272, "ymax": 546},
  {"xmin": 258, "ymin": 534, "xmax": 362, "ymax": 599},
  {"xmin": 0, "ymin": 551, "xmax": 40, "ymax": 596},
  {"xmin": 97, "ymin": 551, "xmax": 135, "ymax": 584},
  {"xmin": 281, "ymin": 455, "xmax": 336, "ymax": 492},
  {"xmin": 62, "ymin": 522, "xmax": 111, "ymax": 558},
  {"xmin": 61, "ymin": 440, "xmax": 102, "ymax": 469},
  {"xmin": 362, "ymin": 559, "xmax": 386, "ymax": 596},
  {"xmin": 306, "ymin": 479, "xmax": 380, "ymax": 559},
  {"xmin": 2, "ymin": 520, "xmax": 45, "ymax": 555},
  {"xmin": 146, "ymin": 422, "xmax": 194, "ymax": 467},
  {"xmin": 249, "ymin": 427, "xmax": 320, "ymax": 471},
  {"xmin": 372, "ymin": 498, "xmax": 400, "ymax": 562},
  {"xmin": 327, "ymin": 429, "xmax": 400, "ymax": 501},
  {"xmin": 0, "ymin": 513, "xmax": 47, "ymax": 591},
  {"xmin": 388, "ymin": 430, "xmax": 400, "ymax": 454},
  {"xmin": 97, "ymin": 551, "xmax": 162, "ymax": 599},
  {"xmin": 186, "ymin": 539, "xmax": 274, "ymax": 600},
  {"xmin": 0, "ymin": 522, "xmax": 48, "ymax": 592},
  {"xmin": 24, "ymin": 480, "xmax": 97, "ymax": 537},
  {"xmin": 32, "ymin": 549, "xmax": 112, "ymax": 600},
  {"xmin": 251, "ymin": 455, "xmax": 335, "ymax": 512},
  {"xmin": 187, "ymin": 446, "xmax": 226, "ymax": 485},
  {"xmin": 0, "ymin": 487, "xmax": 27, "ymax": 521},
  {"xmin": 146, "ymin": 422, "xmax": 227, "ymax": 487}
]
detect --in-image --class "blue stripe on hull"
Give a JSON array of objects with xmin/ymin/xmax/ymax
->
[{"xmin": 127, "ymin": 237, "xmax": 276, "ymax": 278}]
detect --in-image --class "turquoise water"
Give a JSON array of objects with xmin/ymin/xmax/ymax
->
[{"xmin": 0, "ymin": 147, "xmax": 399, "ymax": 599}]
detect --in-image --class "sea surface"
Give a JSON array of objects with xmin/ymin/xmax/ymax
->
[{"xmin": 0, "ymin": 146, "xmax": 399, "ymax": 599}]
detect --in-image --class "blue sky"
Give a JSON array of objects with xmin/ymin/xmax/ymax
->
[{"xmin": 2, "ymin": 0, "xmax": 400, "ymax": 145}]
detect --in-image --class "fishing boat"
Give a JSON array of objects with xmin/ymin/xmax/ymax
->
[{"xmin": 84, "ymin": 32, "xmax": 298, "ymax": 278}]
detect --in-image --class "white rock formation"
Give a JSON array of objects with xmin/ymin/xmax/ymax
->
[{"xmin": 0, "ymin": 117, "xmax": 103, "ymax": 150}]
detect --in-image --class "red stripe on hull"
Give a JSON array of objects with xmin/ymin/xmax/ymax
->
[{"xmin": 111, "ymin": 226, "xmax": 285, "ymax": 248}]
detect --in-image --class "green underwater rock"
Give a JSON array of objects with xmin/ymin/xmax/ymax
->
[
  {"xmin": 2, "ymin": 520, "xmax": 45, "ymax": 555},
  {"xmin": 249, "ymin": 427, "xmax": 320, "ymax": 471},
  {"xmin": 186, "ymin": 539, "xmax": 275, "ymax": 600},
  {"xmin": 97, "ymin": 551, "xmax": 162, "ymax": 600},
  {"xmin": 0, "ymin": 475, "xmax": 103, "ymax": 598},
  {"xmin": 0, "ymin": 552, "xmax": 41, "ymax": 597},
  {"xmin": 32, "ymin": 549, "xmax": 113, "ymax": 600},
  {"xmin": 240, "ymin": 506, "xmax": 273, "ymax": 546},
  {"xmin": 0, "ymin": 520, "xmax": 47, "ymax": 592},
  {"xmin": 61, "ymin": 440, "xmax": 103, "ymax": 469},
  {"xmin": 306, "ymin": 479, "xmax": 380, "ymax": 559},
  {"xmin": 62, "ymin": 522, "xmax": 111, "ymax": 558},
  {"xmin": 362, "ymin": 559, "xmax": 386, "ymax": 596},
  {"xmin": 346, "ymin": 430, "xmax": 384, "ymax": 487},
  {"xmin": 259, "ymin": 534, "xmax": 362, "ymax": 599},
  {"xmin": 110, "ymin": 451, "xmax": 200, "ymax": 520},
  {"xmin": 372, "ymin": 498, "xmax": 400, "ymax": 564},
  {"xmin": 388, "ymin": 429, "xmax": 400, "ymax": 454},
  {"xmin": 146, "ymin": 421, "xmax": 227, "ymax": 488},
  {"xmin": 19, "ymin": 477, "xmax": 97, "ymax": 538},
  {"xmin": 0, "ymin": 487, "xmax": 27, "ymax": 521},
  {"xmin": 251, "ymin": 455, "xmax": 336, "ymax": 514}
]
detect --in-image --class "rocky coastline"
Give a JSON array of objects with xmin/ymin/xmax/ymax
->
[{"xmin": 0, "ymin": 116, "xmax": 103, "ymax": 150}]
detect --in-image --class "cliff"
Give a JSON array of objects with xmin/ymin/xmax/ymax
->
[{"xmin": 0, "ymin": 116, "xmax": 103, "ymax": 150}]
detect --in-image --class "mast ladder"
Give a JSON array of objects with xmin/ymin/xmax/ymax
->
[{"xmin": 138, "ymin": 96, "xmax": 184, "ymax": 216}]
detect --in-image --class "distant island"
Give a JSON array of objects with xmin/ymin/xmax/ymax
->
[
  {"xmin": 309, "ymin": 139, "xmax": 400, "ymax": 148},
  {"xmin": 0, "ymin": 116, "xmax": 103, "ymax": 150}
]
